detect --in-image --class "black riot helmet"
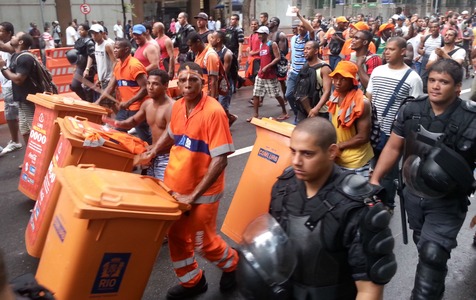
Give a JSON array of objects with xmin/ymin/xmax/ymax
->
[
  {"xmin": 403, "ymin": 144, "xmax": 474, "ymax": 199},
  {"xmin": 66, "ymin": 48, "xmax": 79, "ymax": 65},
  {"xmin": 236, "ymin": 214, "xmax": 296, "ymax": 300}
]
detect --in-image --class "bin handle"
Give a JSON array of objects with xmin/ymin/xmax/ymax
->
[
  {"xmin": 140, "ymin": 175, "xmax": 191, "ymax": 211},
  {"xmin": 77, "ymin": 164, "xmax": 96, "ymax": 169},
  {"xmin": 74, "ymin": 115, "xmax": 89, "ymax": 122},
  {"xmin": 99, "ymin": 192, "xmax": 122, "ymax": 204}
]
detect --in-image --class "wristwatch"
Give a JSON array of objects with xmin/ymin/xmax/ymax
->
[{"xmin": 1, "ymin": 66, "xmax": 7, "ymax": 71}]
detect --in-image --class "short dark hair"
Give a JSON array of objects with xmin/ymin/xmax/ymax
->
[
  {"xmin": 115, "ymin": 38, "xmax": 132, "ymax": 54},
  {"xmin": 358, "ymin": 30, "xmax": 373, "ymax": 44},
  {"xmin": 187, "ymin": 32, "xmax": 202, "ymax": 44},
  {"xmin": 79, "ymin": 23, "xmax": 90, "ymax": 31},
  {"xmin": 214, "ymin": 30, "xmax": 226, "ymax": 43},
  {"xmin": 142, "ymin": 21, "xmax": 152, "ymax": 33},
  {"xmin": 19, "ymin": 33, "xmax": 33, "ymax": 49},
  {"xmin": 428, "ymin": 59, "xmax": 463, "ymax": 85},
  {"xmin": 250, "ymin": 19, "xmax": 259, "ymax": 24},
  {"xmin": 260, "ymin": 12, "xmax": 268, "ymax": 18},
  {"xmin": 232, "ymin": 14, "xmax": 240, "ymax": 20},
  {"xmin": 271, "ymin": 17, "xmax": 280, "ymax": 26},
  {"xmin": 148, "ymin": 69, "xmax": 170, "ymax": 85},
  {"xmin": 178, "ymin": 62, "xmax": 203, "ymax": 76},
  {"xmin": 294, "ymin": 117, "xmax": 336, "ymax": 149},
  {"xmin": 306, "ymin": 40, "xmax": 320, "ymax": 50},
  {"xmin": 387, "ymin": 36, "xmax": 407, "ymax": 49},
  {"xmin": 0, "ymin": 22, "xmax": 14, "ymax": 36}
]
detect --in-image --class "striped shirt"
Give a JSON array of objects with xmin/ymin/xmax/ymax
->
[
  {"xmin": 367, "ymin": 64, "xmax": 423, "ymax": 135},
  {"xmin": 422, "ymin": 34, "xmax": 443, "ymax": 56},
  {"xmin": 290, "ymin": 32, "xmax": 311, "ymax": 74}
]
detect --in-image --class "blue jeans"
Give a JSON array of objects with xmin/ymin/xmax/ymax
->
[
  {"xmin": 412, "ymin": 61, "xmax": 421, "ymax": 75},
  {"xmin": 115, "ymin": 109, "xmax": 152, "ymax": 145},
  {"xmin": 329, "ymin": 55, "xmax": 341, "ymax": 70},
  {"xmin": 285, "ymin": 71, "xmax": 299, "ymax": 117}
]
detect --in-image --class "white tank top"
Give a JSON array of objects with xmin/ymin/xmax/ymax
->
[{"xmin": 95, "ymin": 40, "xmax": 114, "ymax": 82}]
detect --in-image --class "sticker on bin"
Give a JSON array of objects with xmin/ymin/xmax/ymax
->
[
  {"xmin": 91, "ymin": 253, "xmax": 131, "ymax": 295},
  {"xmin": 258, "ymin": 148, "xmax": 280, "ymax": 163},
  {"xmin": 53, "ymin": 216, "xmax": 66, "ymax": 242}
]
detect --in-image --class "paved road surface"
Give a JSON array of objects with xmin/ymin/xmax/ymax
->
[{"xmin": 1, "ymin": 79, "xmax": 475, "ymax": 299}]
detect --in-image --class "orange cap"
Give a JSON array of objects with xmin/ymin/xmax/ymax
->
[
  {"xmin": 329, "ymin": 61, "xmax": 359, "ymax": 86},
  {"xmin": 350, "ymin": 21, "xmax": 370, "ymax": 31},
  {"xmin": 378, "ymin": 23, "xmax": 395, "ymax": 37},
  {"xmin": 336, "ymin": 16, "xmax": 349, "ymax": 23}
]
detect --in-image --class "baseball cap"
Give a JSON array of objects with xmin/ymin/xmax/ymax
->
[
  {"xmin": 132, "ymin": 24, "xmax": 146, "ymax": 35},
  {"xmin": 329, "ymin": 61, "xmax": 359, "ymax": 86},
  {"xmin": 89, "ymin": 24, "xmax": 104, "ymax": 33},
  {"xmin": 257, "ymin": 26, "xmax": 269, "ymax": 34},
  {"xmin": 292, "ymin": 20, "xmax": 301, "ymax": 29},
  {"xmin": 336, "ymin": 16, "xmax": 348, "ymax": 23},
  {"xmin": 461, "ymin": 10, "xmax": 469, "ymax": 15},
  {"xmin": 391, "ymin": 14, "xmax": 400, "ymax": 20},
  {"xmin": 378, "ymin": 23, "xmax": 395, "ymax": 36},
  {"xmin": 350, "ymin": 21, "xmax": 370, "ymax": 31},
  {"xmin": 52, "ymin": 20, "xmax": 59, "ymax": 25},
  {"xmin": 397, "ymin": 15, "xmax": 406, "ymax": 21},
  {"xmin": 194, "ymin": 12, "xmax": 209, "ymax": 20}
]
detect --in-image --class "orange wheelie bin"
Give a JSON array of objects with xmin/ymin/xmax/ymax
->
[
  {"xmin": 19, "ymin": 93, "xmax": 109, "ymax": 200},
  {"xmin": 221, "ymin": 117, "xmax": 295, "ymax": 243},
  {"xmin": 35, "ymin": 165, "xmax": 185, "ymax": 300},
  {"xmin": 25, "ymin": 116, "xmax": 147, "ymax": 258}
]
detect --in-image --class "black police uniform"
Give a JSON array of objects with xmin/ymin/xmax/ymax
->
[
  {"xmin": 393, "ymin": 96, "xmax": 476, "ymax": 300},
  {"xmin": 174, "ymin": 23, "xmax": 195, "ymax": 63},
  {"xmin": 70, "ymin": 37, "xmax": 96, "ymax": 102},
  {"xmin": 267, "ymin": 166, "xmax": 396, "ymax": 300}
]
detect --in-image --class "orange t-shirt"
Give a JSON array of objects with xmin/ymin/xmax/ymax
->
[
  {"xmin": 164, "ymin": 93, "xmax": 234, "ymax": 197},
  {"xmin": 114, "ymin": 55, "xmax": 147, "ymax": 111},
  {"xmin": 194, "ymin": 44, "xmax": 220, "ymax": 95}
]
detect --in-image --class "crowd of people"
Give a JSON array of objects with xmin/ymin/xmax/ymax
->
[{"xmin": 0, "ymin": 6, "xmax": 476, "ymax": 300}]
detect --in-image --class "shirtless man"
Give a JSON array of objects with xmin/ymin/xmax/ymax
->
[
  {"xmin": 102, "ymin": 69, "xmax": 173, "ymax": 180},
  {"xmin": 153, "ymin": 22, "xmax": 175, "ymax": 79}
]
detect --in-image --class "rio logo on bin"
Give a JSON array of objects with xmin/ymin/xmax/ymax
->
[
  {"xmin": 257, "ymin": 148, "xmax": 279, "ymax": 164},
  {"xmin": 91, "ymin": 253, "xmax": 131, "ymax": 295}
]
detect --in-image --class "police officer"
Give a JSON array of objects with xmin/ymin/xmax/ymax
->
[
  {"xmin": 370, "ymin": 58, "xmax": 476, "ymax": 300},
  {"xmin": 238, "ymin": 117, "xmax": 397, "ymax": 299}
]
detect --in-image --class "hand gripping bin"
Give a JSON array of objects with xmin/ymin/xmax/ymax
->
[
  {"xmin": 35, "ymin": 165, "xmax": 184, "ymax": 300},
  {"xmin": 221, "ymin": 118, "xmax": 295, "ymax": 243},
  {"xmin": 26, "ymin": 116, "xmax": 143, "ymax": 258},
  {"xmin": 19, "ymin": 93, "xmax": 109, "ymax": 200}
]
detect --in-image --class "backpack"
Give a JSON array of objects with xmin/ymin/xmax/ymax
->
[
  {"xmin": 216, "ymin": 46, "xmax": 238, "ymax": 84},
  {"xmin": 328, "ymin": 30, "xmax": 345, "ymax": 55},
  {"xmin": 274, "ymin": 31, "xmax": 289, "ymax": 78},
  {"xmin": 293, "ymin": 62, "xmax": 329, "ymax": 115},
  {"xmin": 16, "ymin": 52, "xmax": 58, "ymax": 94}
]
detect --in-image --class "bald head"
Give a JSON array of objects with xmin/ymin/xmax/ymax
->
[
  {"xmin": 153, "ymin": 22, "xmax": 165, "ymax": 36},
  {"xmin": 294, "ymin": 117, "xmax": 336, "ymax": 149}
]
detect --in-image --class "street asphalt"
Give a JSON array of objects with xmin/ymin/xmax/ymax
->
[{"xmin": 1, "ymin": 78, "xmax": 476, "ymax": 299}]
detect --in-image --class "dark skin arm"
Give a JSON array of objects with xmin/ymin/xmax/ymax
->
[
  {"xmin": 119, "ymin": 73, "xmax": 148, "ymax": 109},
  {"xmin": 261, "ymin": 42, "xmax": 280, "ymax": 73},
  {"xmin": 404, "ymin": 43, "xmax": 414, "ymax": 66},
  {"xmin": 277, "ymin": 32, "xmax": 288, "ymax": 54},
  {"xmin": 336, "ymin": 99, "xmax": 372, "ymax": 154},
  {"xmin": 95, "ymin": 73, "xmax": 117, "ymax": 105},
  {"xmin": 369, "ymin": 133, "xmax": 404, "ymax": 185},
  {"xmin": 136, "ymin": 126, "xmax": 175, "ymax": 166},
  {"xmin": 173, "ymin": 155, "xmax": 228, "ymax": 204},
  {"xmin": 102, "ymin": 100, "xmax": 148, "ymax": 129},
  {"xmin": 356, "ymin": 55, "xmax": 371, "ymax": 89},
  {"xmin": 0, "ymin": 57, "xmax": 27, "ymax": 86},
  {"xmin": 309, "ymin": 66, "xmax": 332, "ymax": 117}
]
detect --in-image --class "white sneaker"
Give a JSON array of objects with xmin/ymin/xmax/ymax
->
[{"xmin": 0, "ymin": 140, "xmax": 22, "ymax": 156}]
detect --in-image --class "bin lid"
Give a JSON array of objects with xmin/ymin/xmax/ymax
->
[
  {"xmin": 57, "ymin": 165, "xmax": 181, "ymax": 213},
  {"xmin": 250, "ymin": 117, "xmax": 295, "ymax": 137},
  {"xmin": 27, "ymin": 93, "xmax": 108, "ymax": 115},
  {"xmin": 59, "ymin": 116, "xmax": 148, "ymax": 154}
]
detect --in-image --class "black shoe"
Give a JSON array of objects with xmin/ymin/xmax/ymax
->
[
  {"xmin": 167, "ymin": 272, "xmax": 208, "ymax": 299},
  {"xmin": 219, "ymin": 270, "xmax": 236, "ymax": 292}
]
